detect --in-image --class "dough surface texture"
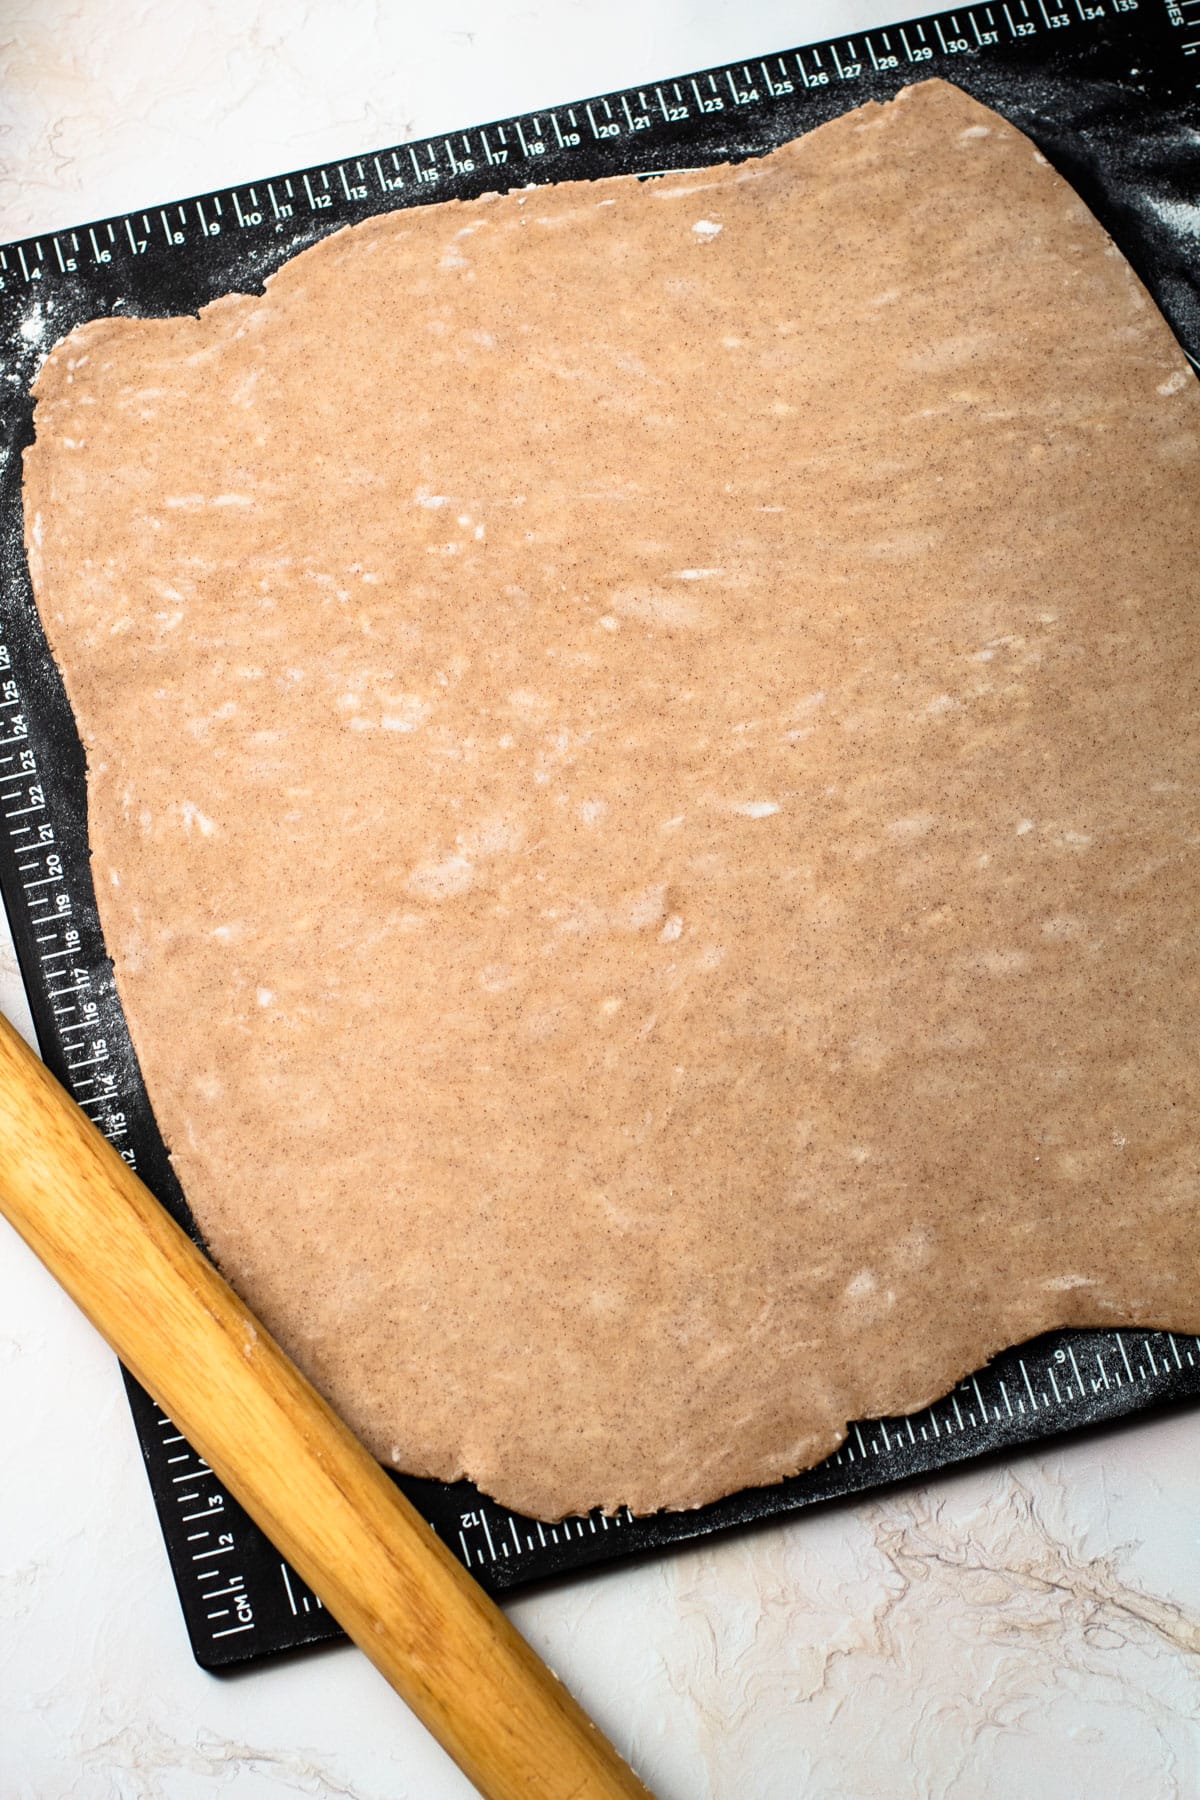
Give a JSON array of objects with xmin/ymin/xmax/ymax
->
[{"xmin": 24, "ymin": 80, "xmax": 1200, "ymax": 1517}]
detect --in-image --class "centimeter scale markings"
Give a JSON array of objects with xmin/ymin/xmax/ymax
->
[
  {"xmin": 2, "ymin": 1, "xmax": 1199, "ymax": 1668},
  {"xmin": 0, "ymin": 655, "xmax": 132, "ymax": 1159},
  {"xmin": 155, "ymin": 1410, "xmax": 259, "ymax": 1644},
  {"xmin": 457, "ymin": 1502, "xmax": 637, "ymax": 1575},
  {"xmin": 0, "ymin": 1, "xmax": 1195, "ymax": 302}
]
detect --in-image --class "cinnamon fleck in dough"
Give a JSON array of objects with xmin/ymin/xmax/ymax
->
[{"xmin": 23, "ymin": 81, "xmax": 1200, "ymax": 1518}]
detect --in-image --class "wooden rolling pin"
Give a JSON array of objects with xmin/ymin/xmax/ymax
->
[{"xmin": 0, "ymin": 1008, "xmax": 654, "ymax": 1800}]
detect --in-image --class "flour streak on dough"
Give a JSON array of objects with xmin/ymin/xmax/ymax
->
[{"xmin": 23, "ymin": 81, "xmax": 1200, "ymax": 1518}]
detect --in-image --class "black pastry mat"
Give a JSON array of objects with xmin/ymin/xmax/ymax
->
[{"xmin": 0, "ymin": 2, "xmax": 1197, "ymax": 1668}]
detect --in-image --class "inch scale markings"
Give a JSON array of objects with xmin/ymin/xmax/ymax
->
[
  {"xmin": 0, "ymin": 2, "xmax": 1192, "ymax": 296},
  {"xmin": 825, "ymin": 1329, "xmax": 1200, "ymax": 1472}
]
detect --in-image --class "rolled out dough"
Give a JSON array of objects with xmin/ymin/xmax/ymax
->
[{"xmin": 24, "ymin": 80, "xmax": 1200, "ymax": 1518}]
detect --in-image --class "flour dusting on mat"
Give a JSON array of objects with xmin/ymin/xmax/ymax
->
[{"xmin": 22, "ymin": 80, "xmax": 1200, "ymax": 1519}]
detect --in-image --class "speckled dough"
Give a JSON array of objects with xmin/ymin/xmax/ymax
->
[{"xmin": 23, "ymin": 80, "xmax": 1200, "ymax": 1518}]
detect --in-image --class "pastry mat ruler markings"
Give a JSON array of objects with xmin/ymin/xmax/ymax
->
[{"xmin": 0, "ymin": 1, "xmax": 1197, "ymax": 1671}]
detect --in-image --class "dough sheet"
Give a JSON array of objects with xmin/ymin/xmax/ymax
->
[{"xmin": 23, "ymin": 80, "xmax": 1200, "ymax": 1516}]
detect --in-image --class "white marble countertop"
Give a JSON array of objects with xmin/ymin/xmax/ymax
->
[{"xmin": 2, "ymin": 4, "xmax": 1198, "ymax": 1795}]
